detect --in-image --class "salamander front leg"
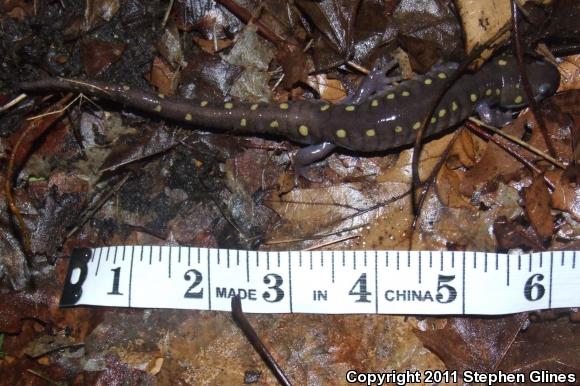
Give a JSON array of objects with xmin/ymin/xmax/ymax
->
[
  {"xmin": 475, "ymin": 101, "xmax": 515, "ymax": 127},
  {"xmin": 345, "ymin": 59, "xmax": 401, "ymax": 105},
  {"xmin": 293, "ymin": 142, "xmax": 336, "ymax": 183}
]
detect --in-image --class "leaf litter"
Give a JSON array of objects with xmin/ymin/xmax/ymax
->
[{"xmin": 0, "ymin": 0, "xmax": 579, "ymax": 385}]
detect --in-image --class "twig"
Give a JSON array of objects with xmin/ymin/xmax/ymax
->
[
  {"xmin": 410, "ymin": 22, "xmax": 511, "ymax": 215},
  {"xmin": 0, "ymin": 93, "xmax": 27, "ymax": 113},
  {"xmin": 346, "ymin": 61, "xmax": 370, "ymax": 75},
  {"xmin": 26, "ymin": 93, "xmax": 101, "ymax": 121},
  {"xmin": 511, "ymin": 0, "xmax": 557, "ymax": 158},
  {"xmin": 26, "ymin": 369, "xmax": 65, "ymax": 386},
  {"xmin": 304, "ymin": 234, "xmax": 359, "ymax": 250},
  {"xmin": 265, "ymin": 224, "xmax": 365, "ymax": 246},
  {"xmin": 214, "ymin": 0, "xmax": 289, "ymax": 46},
  {"xmin": 469, "ymin": 117, "xmax": 565, "ymax": 169},
  {"xmin": 410, "ymin": 129, "xmax": 464, "ymax": 247},
  {"xmin": 465, "ymin": 121, "xmax": 555, "ymax": 190},
  {"xmin": 5, "ymin": 93, "xmax": 75, "ymax": 258},
  {"xmin": 231, "ymin": 295, "xmax": 292, "ymax": 386},
  {"xmin": 161, "ymin": 0, "xmax": 174, "ymax": 28},
  {"xmin": 66, "ymin": 172, "xmax": 133, "ymax": 238}
]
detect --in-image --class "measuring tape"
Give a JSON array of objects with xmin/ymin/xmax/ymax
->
[{"xmin": 60, "ymin": 246, "xmax": 580, "ymax": 315}]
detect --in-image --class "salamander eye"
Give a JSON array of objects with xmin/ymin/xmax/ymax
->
[{"xmin": 537, "ymin": 83, "xmax": 551, "ymax": 96}]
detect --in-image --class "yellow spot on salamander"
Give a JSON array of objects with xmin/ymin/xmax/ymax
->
[
  {"xmin": 424, "ymin": 78, "xmax": 433, "ymax": 85},
  {"xmin": 371, "ymin": 99, "xmax": 379, "ymax": 107},
  {"xmin": 345, "ymin": 105, "xmax": 355, "ymax": 111},
  {"xmin": 225, "ymin": 102, "xmax": 234, "ymax": 109},
  {"xmin": 387, "ymin": 93, "xmax": 395, "ymax": 100},
  {"xmin": 158, "ymin": 93, "xmax": 165, "ymax": 99},
  {"xmin": 122, "ymin": 85, "xmax": 130, "ymax": 91},
  {"xmin": 485, "ymin": 89, "xmax": 492, "ymax": 96},
  {"xmin": 185, "ymin": 113, "xmax": 192, "ymax": 121},
  {"xmin": 250, "ymin": 104, "xmax": 259, "ymax": 110},
  {"xmin": 336, "ymin": 129, "xmax": 347, "ymax": 138},
  {"xmin": 298, "ymin": 125, "xmax": 309, "ymax": 136},
  {"xmin": 270, "ymin": 120, "xmax": 279, "ymax": 128},
  {"xmin": 515, "ymin": 84, "xmax": 520, "ymax": 89},
  {"xmin": 498, "ymin": 59, "xmax": 508, "ymax": 66},
  {"xmin": 154, "ymin": 105, "xmax": 162, "ymax": 112},
  {"xmin": 320, "ymin": 104, "xmax": 330, "ymax": 111},
  {"xmin": 438, "ymin": 72, "xmax": 447, "ymax": 79},
  {"xmin": 495, "ymin": 89, "xmax": 501, "ymax": 95},
  {"xmin": 514, "ymin": 95, "xmax": 523, "ymax": 104},
  {"xmin": 366, "ymin": 129, "xmax": 376, "ymax": 137},
  {"xmin": 279, "ymin": 103, "xmax": 289, "ymax": 110},
  {"xmin": 451, "ymin": 101, "xmax": 458, "ymax": 111},
  {"xmin": 394, "ymin": 126, "xmax": 403, "ymax": 133},
  {"xmin": 200, "ymin": 101, "xmax": 208, "ymax": 107},
  {"xmin": 240, "ymin": 118, "xmax": 247, "ymax": 127},
  {"xmin": 413, "ymin": 121, "xmax": 421, "ymax": 130},
  {"xmin": 470, "ymin": 93, "xmax": 478, "ymax": 102},
  {"xmin": 430, "ymin": 117, "xmax": 437, "ymax": 124},
  {"xmin": 401, "ymin": 90, "xmax": 410, "ymax": 97},
  {"xmin": 438, "ymin": 109, "xmax": 446, "ymax": 118}
]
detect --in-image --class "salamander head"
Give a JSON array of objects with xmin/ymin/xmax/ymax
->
[{"xmin": 496, "ymin": 56, "xmax": 560, "ymax": 108}]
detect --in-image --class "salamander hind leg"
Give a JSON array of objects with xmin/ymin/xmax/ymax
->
[
  {"xmin": 293, "ymin": 142, "xmax": 336, "ymax": 183},
  {"xmin": 475, "ymin": 101, "xmax": 515, "ymax": 127}
]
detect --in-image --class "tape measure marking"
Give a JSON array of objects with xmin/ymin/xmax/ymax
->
[{"xmin": 60, "ymin": 247, "xmax": 580, "ymax": 315}]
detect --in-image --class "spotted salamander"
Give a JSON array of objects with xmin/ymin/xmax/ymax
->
[{"xmin": 20, "ymin": 55, "xmax": 560, "ymax": 167}]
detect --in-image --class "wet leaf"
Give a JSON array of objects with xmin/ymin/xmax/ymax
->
[
  {"xmin": 549, "ymin": 165, "xmax": 580, "ymax": 221},
  {"xmin": 29, "ymin": 172, "xmax": 89, "ymax": 257},
  {"xmin": 415, "ymin": 314, "xmax": 528, "ymax": 373},
  {"xmin": 500, "ymin": 318, "xmax": 580, "ymax": 384},
  {"xmin": 179, "ymin": 50, "xmax": 242, "ymax": 100},
  {"xmin": 150, "ymin": 56, "xmax": 180, "ymax": 96},
  {"xmin": 157, "ymin": 22, "xmax": 184, "ymax": 67},
  {"xmin": 494, "ymin": 216, "xmax": 545, "ymax": 251},
  {"xmin": 523, "ymin": 175, "xmax": 554, "ymax": 239},
  {"xmin": 99, "ymin": 127, "xmax": 183, "ymax": 172},
  {"xmin": 456, "ymin": 0, "xmax": 511, "ymax": 57},
  {"xmin": 80, "ymin": 39, "xmax": 126, "ymax": 78},
  {"xmin": 83, "ymin": 0, "xmax": 120, "ymax": 31}
]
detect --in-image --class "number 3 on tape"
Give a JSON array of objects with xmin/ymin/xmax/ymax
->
[{"xmin": 60, "ymin": 247, "xmax": 580, "ymax": 315}]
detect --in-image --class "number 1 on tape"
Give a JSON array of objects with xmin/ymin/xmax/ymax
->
[{"xmin": 60, "ymin": 247, "xmax": 580, "ymax": 315}]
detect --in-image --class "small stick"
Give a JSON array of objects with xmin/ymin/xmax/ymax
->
[
  {"xmin": 466, "ymin": 121, "xmax": 555, "ymax": 190},
  {"xmin": 410, "ymin": 22, "xmax": 511, "ymax": 215},
  {"xmin": 5, "ymin": 93, "xmax": 75, "ymax": 257},
  {"xmin": 161, "ymin": 0, "xmax": 174, "ymax": 28},
  {"xmin": 304, "ymin": 234, "xmax": 359, "ymax": 250},
  {"xmin": 26, "ymin": 369, "xmax": 64, "ymax": 386},
  {"xmin": 215, "ymin": 0, "xmax": 289, "ymax": 46},
  {"xmin": 0, "ymin": 93, "xmax": 27, "ymax": 113},
  {"xmin": 231, "ymin": 295, "xmax": 292, "ymax": 386},
  {"xmin": 510, "ymin": 0, "xmax": 557, "ymax": 158},
  {"xmin": 469, "ymin": 117, "xmax": 565, "ymax": 169},
  {"xmin": 410, "ymin": 129, "xmax": 464, "ymax": 248}
]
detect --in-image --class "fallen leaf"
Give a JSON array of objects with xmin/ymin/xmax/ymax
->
[{"xmin": 523, "ymin": 174, "xmax": 554, "ymax": 239}]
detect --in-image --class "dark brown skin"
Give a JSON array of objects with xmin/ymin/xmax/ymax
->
[{"xmin": 20, "ymin": 56, "xmax": 560, "ymax": 160}]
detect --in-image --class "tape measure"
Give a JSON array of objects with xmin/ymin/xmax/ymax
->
[{"xmin": 60, "ymin": 246, "xmax": 580, "ymax": 315}]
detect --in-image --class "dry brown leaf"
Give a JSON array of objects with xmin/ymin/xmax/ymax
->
[
  {"xmin": 436, "ymin": 166, "xmax": 472, "ymax": 209},
  {"xmin": 456, "ymin": 0, "xmax": 510, "ymax": 59},
  {"xmin": 548, "ymin": 166, "xmax": 580, "ymax": 221},
  {"xmin": 149, "ymin": 56, "xmax": 180, "ymax": 96},
  {"xmin": 192, "ymin": 36, "xmax": 233, "ymax": 54},
  {"xmin": 523, "ymin": 174, "xmax": 554, "ymax": 239},
  {"xmin": 306, "ymin": 74, "xmax": 346, "ymax": 103},
  {"xmin": 558, "ymin": 54, "xmax": 580, "ymax": 92}
]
